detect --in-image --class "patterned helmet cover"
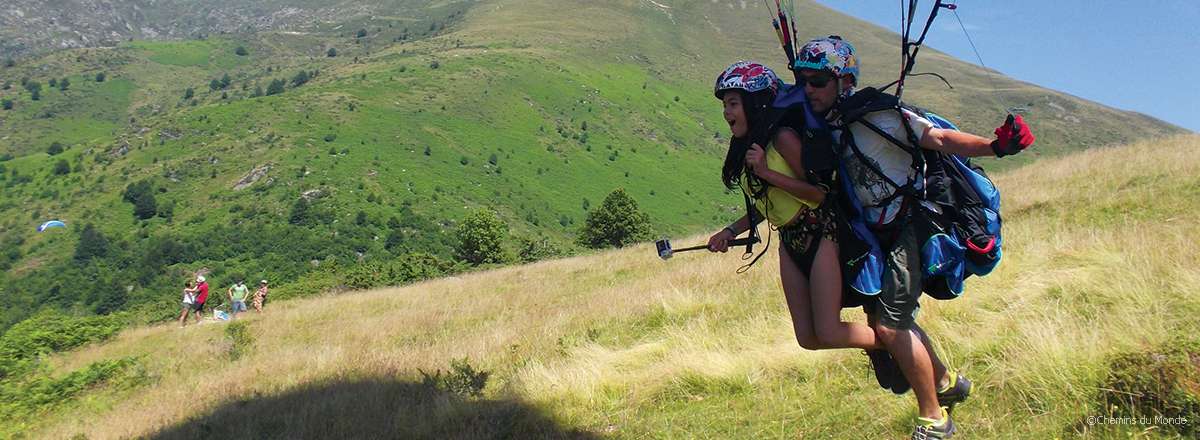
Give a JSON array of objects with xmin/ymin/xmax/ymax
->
[
  {"xmin": 793, "ymin": 36, "xmax": 859, "ymax": 80},
  {"xmin": 714, "ymin": 61, "xmax": 782, "ymax": 100}
]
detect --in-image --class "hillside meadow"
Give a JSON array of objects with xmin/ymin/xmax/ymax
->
[{"xmin": 10, "ymin": 134, "xmax": 1198, "ymax": 439}]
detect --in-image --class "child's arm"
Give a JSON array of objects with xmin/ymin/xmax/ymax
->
[{"xmin": 745, "ymin": 129, "xmax": 827, "ymax": 205}]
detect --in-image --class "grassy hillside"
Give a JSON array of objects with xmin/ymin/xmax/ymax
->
[
  {"xmin": 13, "ymin": 134, "xmax": 1200, "ymax": 439},
  {"xmin": 0, "ymin": 1, "xmax": 1188, "ymax": 333}
]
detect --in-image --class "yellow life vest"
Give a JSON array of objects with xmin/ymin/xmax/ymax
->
[{"xmin": 739, "ymin": 143, "xmax": 818, "ymax": 227}]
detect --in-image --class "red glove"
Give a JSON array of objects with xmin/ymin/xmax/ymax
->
[{"xmin": 990, "ymin": 114, "xmax": 1035, "ymax": 157}]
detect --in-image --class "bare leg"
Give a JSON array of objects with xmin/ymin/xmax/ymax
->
[
  {"xmin": 178, "ymin": 309, "xmax": 189, "ymax": 327},
  {"xmin": 779, "ymin": 246, "xmax": 822, "ymax": 350},
  {"xmin": 912, "ymin": 323, "xmax": 950, "ymax": 388},
  {"xmin": 809, "ymin": 238, "xmax": 882, "ymax": 350}
]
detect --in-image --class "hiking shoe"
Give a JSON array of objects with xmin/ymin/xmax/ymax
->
[
  {"xmin": 911, "ymin": 407, "xmax": 955, "ymax": 440},
  {"xmin": 865, "ymin": 349, "xmax": 912, "ymax": 394},
  {"xmin": 889, "ymin": 359, "xmax": 912, "ymax": 395},
  {"xmin": 865, "ymin": 349, "xmax": 894, "ymax": 390},
  {"xmin": 936, "ymin": 372, "xmax": 972, "ymax": 411}
]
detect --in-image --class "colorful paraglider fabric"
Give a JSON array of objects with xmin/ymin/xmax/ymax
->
[{"xmin": 37, "ymin": 220, "xmax": 66, "ymax": 232}]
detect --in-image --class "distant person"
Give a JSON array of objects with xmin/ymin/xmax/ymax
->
[
  {"xmin": 227, "ymin": 279, "xmax": 249, "ymax": 319},
  {"xmin": 252, "ymin": 279, "xmax": 269, "ymax": 314},
  {"xmin": 193, "ymin": 275, "xmax": 210, "ymax": 321},
  {"xmin": 178, "ymin": 281, "xmax": 199, "ymax": 327}
]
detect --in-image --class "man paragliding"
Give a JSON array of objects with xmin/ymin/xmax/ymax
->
[{"xmin": 37, "ymin": 220, "xmax": 67, "ymax": 232}]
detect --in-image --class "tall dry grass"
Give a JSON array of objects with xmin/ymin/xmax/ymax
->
[{"xmin": 30, "ymin": 135, "xmax": 1200, "ymax": 439}]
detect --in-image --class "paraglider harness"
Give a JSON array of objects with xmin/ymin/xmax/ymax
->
[
  {"xmin": 830, "ymin": 88, "xmax": 1003, "ymax": 299},
  {"xmin": 824, "ymin": 0, "xmax": 1004, "ymax": 299}
]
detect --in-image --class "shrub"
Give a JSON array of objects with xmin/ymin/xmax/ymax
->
[
  {"xmin": 578, "ymin": 188, "xmax": 653, "ymax": 249},
  {"xmin": 235, "ymin": 46, "xmax": 248, "ymax": 56},
  {"xmin": 341, "ymin": 253, "xmax": 456, "ymax": 290},
  {"xmin": 266, "ymin": 78, "xmax": 285, "ymax": 96},
  {"xmin": 419, "ymin": 357, "xmax": 489, "ymax": 397},
  {"xmin": 288, "ymin": 198, "xmax": 311, "ymax": 225},
  {"xmin": 52, "ymin": 159, "xmax": 70, "ymax": 175},
  {"xmin": 225, "ymin": 321, "xmax": 254, "ymax": 360},
  {"xmin": 73, "ymin": 223, "xmax": 110, "ymax": 262},
  {"xmin": 517, "ymin": 236, "xmax": 564, "ymax": 263},
  {"xmin": 1, "ymin": 99, "xmax": 11, "ymax": 110},
  {"xmin": 95, "ymin": 72, "xmax": 106, "ymax": 82},
  {"xmin": 47, "ymin": 142, "xmax": 64, "ymax": 155},
  {"xmin": 0, "ymin": 311, "xmax": 125, "ymax": 379},
  {"xmin": 1087, "ymin": 338, "xmax": 1200, "ymax": 437},
  {"xmin": 123, "ymin": 181, "xmax": 158, "ymax": 220},
  {"xmin": 327, "ymin": 47, "xmax": 338, "ymax": 57},
  {"xmin": 292, "ymin": 70, "xmax": 310, "ymax": 87}
]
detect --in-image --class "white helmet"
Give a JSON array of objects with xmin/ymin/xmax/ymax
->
[{"xmin": 196, "ymin": 275, "xmax": 206, "ymax": 282}]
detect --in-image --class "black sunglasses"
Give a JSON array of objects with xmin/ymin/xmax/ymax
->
[{"xmin": 800, "ymin": 73, "xmax": 836, "ymax": 89}]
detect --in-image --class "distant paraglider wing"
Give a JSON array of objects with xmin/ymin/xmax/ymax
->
[{"xmin": 37, "ymin": 220, "xmax": 67, "ymax": 232}]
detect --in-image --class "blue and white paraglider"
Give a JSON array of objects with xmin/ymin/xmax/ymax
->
[{"xmin": 37, "ymin": 220, "xmax": 66, "ymax": 232}]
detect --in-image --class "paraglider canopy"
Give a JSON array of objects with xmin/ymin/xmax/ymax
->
[{"xmin": 37, "ymin": 220, "xmax": 67, "ymax": 232}]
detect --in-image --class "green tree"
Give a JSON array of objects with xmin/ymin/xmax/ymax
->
[
  {"xmin": 183, "ymin": 87, "xmax": 194, "ymax": 99},
  {"xmin": 1, "ymin": 99, "xmax": 11, "ymax": 110},
  {"xmin": 132, "ymin": 192, "xmax": 158, "ymax": 220},
  {"xmin": 209, "ymin": 79, "xmax": 221, "ymax": 91},
  {"xmin": 327, "ymin": 47, "xmax": 338, "ymax": 57},
  {"xmin": 48, "ymin": 78, "xmax": 57, "ymax": 87},
  {"xmin": 252, "ymin": 85, "xmax": 263, "ymax": 97},
  {"xmin": 30, "ymin": 89, "xmax": 40, "ymax": 101},
  {"xmin": 2, "ymin": 58, "xmax": 13, "ymax": 68},
  {"xmin": 289, "ymin": 198, "xmax": 311, "ymax": 225},
  {"xmin": 95, "ymin": 72, "xmax": 106, "ymax": 82},
  {"xmin": 122, "ymin": 181, "xmax": 158, "ymax": 220},
  {"xmin": 58, "ymin": 77, "xmax": 69, "ymax": 91},
  {"xmin": 578, "ymin": 188, "xmax": 652, "ymax": 249},
  {"xmin": 74, "ymin": 223, "xmax": 109, "ymax": 262},
  {"xmin": 356, "ymin": 29, "xmax": 368, "ymax": 38},
  {"xmin": 455, "ymin": 208, "xmax": 510, "ymax": 265},
  {"xmin": 266, "ymin": 78, "xmax": 285, "ymax": 96},
  {"xmin": 235, "ymin": 46, "xmax": 249, "ymax": 56},
  {"xmin": 220, "ymin": 73, "xmax": 231, "ymax": 89},
  {"xmin": 52, "ymin": 159, "xmax": 70, "ymax": 175},
  {"xmin": 47, "ymin": 142, "xmax": 64, "ymax": 155},
  {"xmin": 93, "ymin": 283, "xmax": 127, "ymax": 315},
  {"xmin": 291, "ymin": 70, "xmax": 310, "ymax": 87},
  {"xmin": 355, "ymin": 210, "xmax": 368, "ymax": 226}
]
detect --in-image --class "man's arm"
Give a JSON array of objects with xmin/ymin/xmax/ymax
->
[
  {"xmin": 918, "ymin": 113, "xmax": 1036, "ymax": 158},
  {"xmin": 918, "ymin": 126, "xmax": 994, "ymax": 157}
]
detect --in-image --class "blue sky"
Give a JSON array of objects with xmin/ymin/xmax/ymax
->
[{"xmin": 814, "ymin": 0, "xmax": 1200, "ymax": 132}]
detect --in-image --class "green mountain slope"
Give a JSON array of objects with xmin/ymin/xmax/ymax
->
[{"xmin": 0, "ymin": 0, "xmax": 1188, "ymax": 331}]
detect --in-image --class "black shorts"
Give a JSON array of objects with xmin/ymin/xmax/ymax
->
[
  {"xmin": 192, "ymin": 301, "xmax": 206, "ymax": 313},
  {"xmin": 862, "ymin": 210, "xmax": 925, "ymax": 330},
  {"xmin": 778, "ymin": 207, "xmax": 838, "ymax": 277}
]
